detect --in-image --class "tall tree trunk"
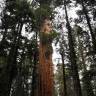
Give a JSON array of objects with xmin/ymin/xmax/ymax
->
[
  {"xmin": 10, "ymin": 42, "xmax": 27, "ymax": 96},
  {"xmin": 5, "ymin": 22, "xmax": 23, "ymax": 96},
  {"xmin": 80, "ymin": 0, "xmax": 96, "ymax": 54},
  {"xmin": 38, "ymin": 19, "xmax": 54, "ymax": 96},
  {"xmin": 60, "ymin": 49, "xmax": 67, "ymax": 96},
  {"xmin": 32, "ymin": 45, "xmax": 39, "ymax": 96},
  {"xmin": 76, "ymin": 29, "xmax": 94, "ymax": 96},
  {"xmin": 63, "ymin": 0, "xmax": 82, "ymax": 96}
]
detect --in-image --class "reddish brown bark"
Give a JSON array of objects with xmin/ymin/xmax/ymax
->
[{"xmin": 38, "ymin": 19, "xmax": 54, "ymax": 96}]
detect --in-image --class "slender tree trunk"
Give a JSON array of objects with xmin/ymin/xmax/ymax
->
[
  {"xmin": 80, "ymin": 0, "xmax": 96, "ymax": 54},
  {"xmin": 79, "ymin": 2, "xmax": 96, "ymax": 95},
  {"xmin": 76, "ymin": 31, "xmax": 87, "ymax": 72},
  {"xmin": 63, "ymin": 0, "xmax": 82, "ymax": 96},
  {"xmin": 31, "ymin": 31, "xmax": 39, "ymax": 96},
  {"xmin": 77, "ymin": 31, "xmax": 94, "ymax": 96},
  {"xmin": 32, "ymin": 48, "xmax": 39, "ymax": 96},
  {"xmin": 60, "ymin": 50, "xmax": 67, "ymax": 96},
  {"xmin": 5, "ymin": 22, "xmax": 23, "ymax": 96},
  {"xmin": 11, "ymin": 40, "xmax": 27, "ymax": 96}
]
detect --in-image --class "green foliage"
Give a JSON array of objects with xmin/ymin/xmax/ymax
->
[
  {"xmin": 54, "ymin": 0, "xmax": 64, "ymax": 6},
  {"xmin": 35, "ymin": 5, "xmax": 54, "ymax": 28},
  {"xmin": 40, "ymin": 30, "xmax": 59, "ymax": 58},
  {"xmin": 74, "ymin": 25, "xmax": 83, "ymax": 35},
  {"xmin": 40, "ymin": 30, "xmax": 59, "ymax": 44},
  {"xmin": 50, "ymin": 30, "xmax": 60, "ymax": 40},
  {"xmin": 54, "ymin": 0, "xmax": 72, "ymax": 6},
  {"xmin": 55, "ymin": 63, "xmax": 73, "ymax": 96},
  {"xmin": 55, "ymin": 64, "xmax": 64, "ymax": 96},
  {"xmin": 35, "ymin": 0, "xmax": 52, "ymax": 5},
  {"xmin": 0, "ymin": 57, "xmax": 7, "ymax": 68}
]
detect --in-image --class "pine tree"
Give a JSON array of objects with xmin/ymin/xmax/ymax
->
[{"xmin": 63, "ymin": 0, "xmax": 82, "ymax": 96}]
